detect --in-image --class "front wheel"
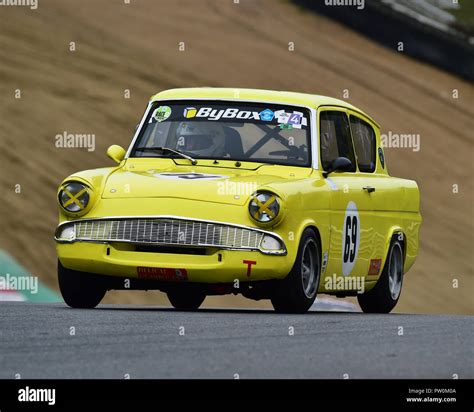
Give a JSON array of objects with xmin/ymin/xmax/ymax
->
[
  {"xmin": 58, "ymin": 261, "xmax": 106, "ymax": 309},
  {"xmin": 167, "ymin": 288, "xmax": 206, "ymax": 311},
  {"xmin": 357, "ymin": 239, "xmax": 404, "ymax": 313},
  {"xmin": 271, "ymin": 229, "xmax": 321, "ymax": 314}
]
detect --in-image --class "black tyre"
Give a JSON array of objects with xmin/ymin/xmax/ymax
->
[
  {"xmin": 271, "ymin": 228, "xmax": 321, "ymax": 314},
  {"xmin": 358, "ymin": 239, "xmax": 404, "ymax": 313},
  {"xmin": 167, "ymin": 288, "xmax": 206, "ymax": 311},
  {"xmin": 58, "ymin": 260, "xmax": 106, "ymax": 309}
]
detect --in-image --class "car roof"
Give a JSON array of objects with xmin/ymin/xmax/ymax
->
[{"xmin": 150, "ymin": 87, "xmax": 379, "ymax": 127}]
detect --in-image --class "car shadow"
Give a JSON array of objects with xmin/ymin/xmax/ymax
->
[
  {"xmin": 82, "ymin": 305, "xmax": 365, "ymax": 315},
  {"xmin": 53, "ymin": 303, "xmax": 417, "ymax": 316}
]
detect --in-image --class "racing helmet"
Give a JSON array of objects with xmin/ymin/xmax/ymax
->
[{"xmin": 175, "ymin": 122, "xmax": 227, "ymax": 157}]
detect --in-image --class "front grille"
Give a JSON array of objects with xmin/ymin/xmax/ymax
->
[{"xmin": 70, "ymin": 218, "xmax": 264, "ymax": 250}]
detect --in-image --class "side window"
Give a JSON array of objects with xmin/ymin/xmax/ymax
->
[
  {"xmin": 350, "ymin": 116, "xmax": 376, "ymax": 173},
  {"xmin": 320, "ymin": 111, "xmax": 356, "ymax": 172}
]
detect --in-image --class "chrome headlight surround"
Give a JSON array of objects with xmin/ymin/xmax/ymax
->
[
  {"xmin": 249, "ymin": 191, "xmax": 282, "ymax": 226},
  {"xmin": 58, "ymin": 181, "xmax": 92, "ymax": 216}
]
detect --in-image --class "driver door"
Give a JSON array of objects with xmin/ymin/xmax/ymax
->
[{"xmin": 319, "ymin": 108, "xmax": 374, "ymax": 288}]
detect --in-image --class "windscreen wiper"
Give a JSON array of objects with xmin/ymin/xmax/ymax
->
[{"xmin": 134, "ymin": 146, "xmax": 197, "ymax": 165}]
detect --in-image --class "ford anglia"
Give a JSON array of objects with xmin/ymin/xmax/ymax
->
[{"xmin": 55, "ymin": 88, "xmax": 421, "ymax": 313}]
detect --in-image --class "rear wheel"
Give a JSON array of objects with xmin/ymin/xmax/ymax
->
[
  {"xmin": 358, "ymin": 239, "xmax": 404, "ymax": 313},
  {"xmin": 58, "ymin": 261, "xmax": 106, "ymax": 309},
  {"xmin": 271, "ymin": 229, "xmax": 321, "ymax": 314},
  {"xmin": 167, "ymin": 288, "xmax": 206, "ymax": 311}
]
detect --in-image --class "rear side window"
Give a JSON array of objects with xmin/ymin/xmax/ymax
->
[
  {"xmin": 350, "ymin": 116, "xmax": 376, "ymax": 173},
  {"xmin": 320, "ymin": 111, "xmax": 356, "ymax": 172}
]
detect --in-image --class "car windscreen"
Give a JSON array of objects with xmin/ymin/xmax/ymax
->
[{"xmin": 130, "ymin": 101, "xmax": 312, "ymax": 167}]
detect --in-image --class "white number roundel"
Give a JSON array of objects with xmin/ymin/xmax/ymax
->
[{"xmin": 342, "ymin": 201, "xmax": 360, "ymax": 276}]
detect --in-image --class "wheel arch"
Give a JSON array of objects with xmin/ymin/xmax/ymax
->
[
  {"xmin": 301, "ymin": 224, "xmax": 322, "ymax": 262},
  {"xmin": 386, "ymin": 227, "xmax": 407, "ymax": 265},
  {"xmin": 283, "ymin": 218, "xmax": 327, "ymax": 270}
]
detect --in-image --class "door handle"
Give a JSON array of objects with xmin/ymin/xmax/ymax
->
[{"xmin": 362, "ymin": 186, "xmax": 375, "ymax": 193}]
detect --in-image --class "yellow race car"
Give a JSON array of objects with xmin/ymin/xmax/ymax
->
[{"xmin": 55, "ymin": 88, "xmax": 421, "ymax": 313}]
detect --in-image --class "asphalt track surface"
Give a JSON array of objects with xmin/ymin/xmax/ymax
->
[{"xmin": 0, "ymin": 303, "xmax": 472, "ymax": 379}]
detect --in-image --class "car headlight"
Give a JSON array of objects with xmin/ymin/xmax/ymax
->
[
  {"xmin": 58, "ymin": 182, "xmax": 91, "ymax": 213},
  {"xmin": 249, "ymin": 191, "xmax": 281, "ymax": 224}
]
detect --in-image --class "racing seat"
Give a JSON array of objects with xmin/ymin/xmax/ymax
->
[{"xmin": 223, "ymin": 127, "xmax": 244, "ymax": 158}]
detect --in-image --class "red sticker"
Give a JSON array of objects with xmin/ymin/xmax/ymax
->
[
  {"xmin": 243, "ymin": 260, "xmax": 256, "ymax": 277},
  {"xmin": 137, "ymin": 267, "xmax": 188, "ymax": 281},
  {"xmin": 368, "ymin": 259, "xmax": 382, "ymax": 276}
]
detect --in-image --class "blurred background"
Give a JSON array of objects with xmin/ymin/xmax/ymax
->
[{"xmin": 0, "ymin": 0, "xmax": 472, "ymax": 314}]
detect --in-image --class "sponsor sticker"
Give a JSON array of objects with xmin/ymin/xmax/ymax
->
[
  {"xmin": 243, "ymin": 260, "xmax": 256, "ymax": 277},
  {"xmin": 137, "ymin": 267, "xmax": 188, "ymax": 281},
  {"xmin": 183, "ymin": 107, "xmax": 260, "ymax": 121},
  {"xmin": 280, "ymin": 123, "xmax": 293, "ymax": 130},
  {"xmin": 321, "ymin": 251, "xmax": 329, "ymax": 274},
  {"xmin": 152, "ymin": 106, "xmax": 172, "ymax": 122},
  {"xmin": 259, "ymin": 109, "xmax": 275, "ymax": 121},
  {"xmin": 181, "ymin": 106, "xmax": 307, "ymax": 127},
  {"xmin": 183, "ymin": 107, "xmax": 197, "ymax": 119},
  {"xmin": 274, "ymin": 110, "xmax": 308, "ymax": 129},
  {"xmin": 274, "ymin": 110, "xmax": 290, "ymax": 124},
  {"xmin": 368, "ymin": 258, "xmax": 382, "ymax": 276},
  {"xmin": 288, "ymin": 113, "xmax": 302, "ymax": 125}
]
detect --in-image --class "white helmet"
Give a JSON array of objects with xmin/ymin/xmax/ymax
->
[{"xmin": 175, "ymin": 122, "xmax": 226, "ymax": 157}]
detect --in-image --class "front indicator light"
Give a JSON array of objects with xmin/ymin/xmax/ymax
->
[
  {"xmin": 260, "ymin": 234, "xmax": 284, "ymax": 253},
  {"xmin": 57, "ymin": 225, "xmax": 75, "ymax": 241}
]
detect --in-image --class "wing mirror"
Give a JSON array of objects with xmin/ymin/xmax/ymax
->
[
  {"xmin": 322, "ymin": 157, "xmax": 353, "ymax": 178},
  {"xmin": 107, "ymin": 145, "xmax": 126, "ymax": 164}
]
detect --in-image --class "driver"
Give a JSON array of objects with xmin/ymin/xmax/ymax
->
[{"xmin": 174, "ymin": 122, "xmax": 227, "ymax": 157}]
